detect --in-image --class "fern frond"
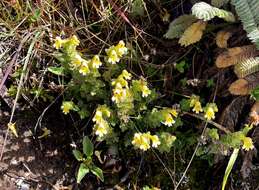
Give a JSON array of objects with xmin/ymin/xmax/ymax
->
[
  {"xmin": 247, "ymin": 29, "xmax": 259, "ymax": 49},
  {"xmin": 231, "ymin": 0, "xmax": 259, "ymax": 33},
  {"xmin": 234, "ymin": 57, "xmax": 259, "ymax": 78},
  {"xmin": 231, "ymin": 0, "xmax": 259, "ymax": 49},
  {"xmin": 164, "ymin": 15, "xmax": 197, "ymax": 39},
  {"xmin": 211, "ymin": 0, "xmax": 230, "ymax": 8},
  {"xmin": 191, "ymin": 2, "xmax": 235, "ymax": 22}
]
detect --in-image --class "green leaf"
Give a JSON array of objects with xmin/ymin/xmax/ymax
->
[
  {"xmin": 77, "ymin": 163, "xmax": 89, "ymax": 183},
  {"xmin": 180, "ymin": 98, "xmax": 191, "ymax": 112},
  {"xmin": 222, "ymin": 148, "xmax": 239, "ymax": 190},
  {"xmin": 207, "ymin": 79, "xmax": 215, "ymax": 88},
  {"xmin": 91, "ymin": 165, "xmax": 104, "ymax": 182},
  {"xmin": 83, "ymin": 136, "xmax": 94, "ymax": 157},
  {"xmin": 131, "ymin": 0, "xmax": 145, "ymax": 16},
  {"xmin": 251, "ymin": 86, "xmax": 259, "ymax": 100},
  {"xmin": 30, "ymin": 9, "xmax": 41, "ymax": 22},
  {"xmin": 164, "ymin": 15, "xmax": 197, "ymax": 39},
  {"xmin": 47, "ymin": 66, "xmax": 65, "ymax": 76},
  {"xmin": 73, "ymin": 150, "xmax": 84, "ymax": 161},
  {"xmin": 207, "ymin": 128, "xmax": 219, "ymax": 140},
  {"xmin": 175, "ymin": 61, "xmax": 186, "ymax": 73}
]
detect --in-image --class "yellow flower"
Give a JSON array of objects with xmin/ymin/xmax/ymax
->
[
  {"xmin": 149, "ymin": 135, "xmax": 161, "ymax": 147},
  {"xmin": 168, "ymin": 108, "xmax": 178, "ymax": 117},
  {"xmin": 242, "ymin": 137, "xmax": 254, "ymax": 151},
  {"xmin": 61, "ymin": 101, "xmax": 74, "ymax": 114},
  {"xmin": 204, "ymin": 107, "xmax": 215, "ymax": 120},
  {"xmin": 193, "ymin": 101, "xmax": 203, "ymax": 114},
  {"xmin": 190, "ymin": 95, "xmax": 199, "ymax": 107},
  {"xmin": 53, "ymin": 36, "xmax": 64, "ymax": 49},
  {"xmin": 132, "ymin": 132, "xmax": 150, "ymax": 151},
  {"xmin": 93, "ymin": 110, "xmax": 103, "ymax": 123},
  {"xmin": 122, "ymin": 69, "xmax": 132, "ymax": 80},
  {"xmin": 69, "ymin": 35, "xmax": 80, "ymax": 47},
  {"xmin": 204, "ymin": 103, "xmax": 218, "ymax": 120},
  {"xmin": 91, "ymin": 55, "xmax": 102, "ymax": 69},
  {"xmin": 79, "ymin": 60, "xmax": 90, "ymax": 75},
  {"xmin": 190, "ymin": 95, "xmax": 203, "ymax": 114},
  {"xmin": 8, "ymin": 122, "xmax": 18, "ymax": 137},
  {"xmin": 71, "ymin": 54, "xmax": 83, "ymax": 68},
  {"xmin": 106, "ymin": 48, "xmax": 120, "ymax": 64},
  {"xmin": 162, "ymin": 113, "xmax": 175, "ymax": 127},
  {"xmin": 142, "ymin": 85, "xmax": 151, "ymax": 97},
  {"xmin": 112, "ymin": 87, "xmax": 127, "ymax": 103},
  {"xmin": 94, "ymin": 119, "xmax": 109, "ymax": 137},
  {"xmin": 115, "ymin": 40, "xmax": 127, "ymax": 57}
]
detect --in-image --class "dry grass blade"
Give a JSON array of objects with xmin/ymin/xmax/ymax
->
[
  {"xmin": 179, "ymin": 20, "xmax": 207, "ymax": 47},
  {"xmin": 215, "ymin": 45, "xmax": 258, "ymax": 68},
  {"xmin": 216, "ymin": 30, "xmax": 233, "ymax": 48}
]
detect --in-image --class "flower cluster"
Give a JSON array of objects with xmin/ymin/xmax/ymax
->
[
  {"xmin": 53, "ymin": 35, "xmax": 80, "ymax": 50},
  {"xmin": 161, "ymin": 108, "xmax": 178, "ymax": 127},
  {"xmin": 190, "ymin": 95, "xmax": 203, "ymax": 114},
  {"xmin": 132, "ymin": 132, "xmax": 161, "ymax": 151},
  {"xmin": 189, "ymin": 95, "xmax": 218, "ymax": 121},
  {"xmin": 204, "ymin": 103, "xmax": 218, "ymax": 120},
  {"xmin": 105, "ymin": 40, "xmax": 128, "ymax": 64},
  {"xmin": 92, "ymin": 105, "xmax": 112, "ymax": 138},
  {"xmin": 132, "ymin": 78, "xmax": 151, "ymax": 98},
  {"xmin": 54, "ymin": 35, "xmax": 103, "ymax": 75},
  {"xmin": 111, "ymin": 70, "xmax": 133, "ymax": 104}
]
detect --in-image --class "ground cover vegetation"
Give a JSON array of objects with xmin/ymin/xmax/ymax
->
[{"xmin": 1, "ymin": 0, "xmax": 259, "ymax": 189}]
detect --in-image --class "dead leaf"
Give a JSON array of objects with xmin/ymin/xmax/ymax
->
[
  {"xmin": 216, "ymin": 30, "xmax": 232, "ymax": 48},
  {"xmin": 179, "ymin": 20, "xmax": 207, "ymax": 47},
  {"xmin": 215, "ymin": 45, "xmax": 258, "ymax": 68},
  {"xmin": 229, "ymin": 71, "xmax": 259, "ymax": 95},
  {"xmin": 229, "ymin": 79, "xmax": 249, "ymax": 95}
]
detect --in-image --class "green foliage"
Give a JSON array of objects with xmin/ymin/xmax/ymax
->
[
  {"xmin": 157, "ymin": 132, "xmax": 176, "ymax": 153},
  {"xmin": 207, "ymin": 128, "xmax": 219, "ymax": 140},
  {"xmin": 83, "ymin": 136, "xmax": 94, "ymax": 157},
  {"xmin": 73, "ymin": 136, "xmax": 104, "ymax": 183},
  {"xmin": 175, "ymin": 60, "xmax": 188, "ymax": 73},
  {"xmin": 179, "ymin": 98, "xmax": 191, "ymax": 112},
  {"xmin": 206, "ymin": 79, "xmax": 215, "ymax": 88},
  {"xmin": 251, "ymin": 86, "xmax": 259, "ymax": 100},
  {"xmin": 164, "ymin": 15, "xmax": 197, "ymax": 39},
  {"xmin": 47, "ymin": 66, "xmax": 65, "ymax": 76},
  {"xmin": 131, "ymin": 0, "xmax": 145, "ymax": 16}
]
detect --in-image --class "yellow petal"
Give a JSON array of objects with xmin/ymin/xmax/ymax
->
[{"xmin": 8, "ymin": 122, "xmax": 18, "ymax": 137}]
